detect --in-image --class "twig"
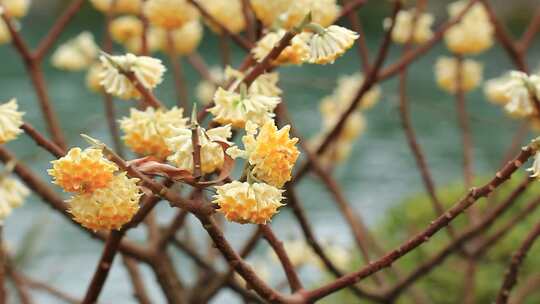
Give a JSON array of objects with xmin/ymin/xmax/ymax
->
[
  {"xmin": 495, "ymin": 220, "xmax": 540, "ymax": 304},
  {"xmin": 121, "ymin": 257, "xmax": 152, "ymax": 304},
  {"xmin": 166, "ymin": 30, "xmax": 189, "ymax": 109},
  {"xmin": 517, "ymin": 7, "xmax": 540, "ymax": 53},
  {"xmin": 344, "ymin": 0, "xmax": 370, "ymax": 71},
  {"xmin": 18, "ymin": 271, "xmax": 80, "ymax": 304}
]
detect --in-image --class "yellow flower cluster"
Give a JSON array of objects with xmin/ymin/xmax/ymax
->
[
  {"xmin": 212, "ymin": 181, "xmax": 284, "ymax": 224},
  {"xmin": 48, "ymin": 148, "xmax": 118, "ymax": 193},
  {"xmin": 484, "ymin": 74, "xmax": 512, "ymax": 106},
  {"xmin": 49, "ymin": 147, "xmax": 141, "ymax": 231},
  {"xmin": 0, "ymin": 175, "xmax": 29, "ymax": 222},
  {"xmin": 195, "ymin": 66, "xmax": 224, "ymax": 105},
  {"xmin": 501, "ymin": 71, "xmax": 540, "ymax": 118},
  {"xmin": 0, "ymin": 18, "xmax": 10, "ymax": 45},
  {"xmin": 385, "ymin": 9, "xmax": 434, "ymax": 44},
  {"xmin": 250, "ymin": 0, "xmax": 339, "ymax": 29},
  {"xmin": 166, "ymin": 124, "xmax": 232, "ymax": 174},
  {"xmin": 68, "ymin": 173, "xmax": 141, "ymax": 231},
  {"xmin": 143, "ymin": 0, "xmax": 198, "ymax": 30},
  {"xmin": 252, "ymin": 30, "xmax": 311, "ymax": 65},
  {"xmin": 109, "ymin": 16, "xmax": 143, "ymax": 44},
  {"xmin": 99, "ymin": 53, "xmax": 166, "ymax": 99},
  {"xmin": 120, "ymin": 106, "xmax": 188, "ymax": 159},
  {"xmin": 164, "ymin": 20, "xmax": 203, "ymax": 55},
  {"xmin": 199, "ymin": 0, "xmax": 245, "ymax": 34},
  {"xmin": 435, "ymin": 56, "xmax": 483, "ymax": 93},
  {"xmin": 0, "ymin": 0, "xmax": 30, "ymax": 18},
  {"xmin": 51, "ymin": 32, "xmax": 99, "ymax": 71},
  {"xmin": 307, "ymin": 25, "xmax": 359, "ymax": 64},
  {"xmin": 90, "ymin": 0, "xmax": 142, "ymax": 15},
  {"xmin": 444, "ymin": 0, "xmax": 494, "ymax": 55},
  {"xmin": 0, "ymin": 99, "xmax": 24, "ymax": 144}
]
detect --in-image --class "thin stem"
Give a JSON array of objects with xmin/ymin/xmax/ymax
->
[
  {"xmin": 121, "ymin": 257, "xmax": 152, "ymax": 304},
  {"xmin": 166, "ymin": 30, "xmax": 189, "ymax": 109},
  {"xmin": 495, "ymin": 220, "xmax": 540, "ymax": 304},
  {"xmin": 18, "ymin": 271, "xmax": 80, "ymax": 304},
  {"xmin": 343, "ymin": 0, "xmax": 370, "ymax": 71},
  {"xmin": 518, "ymin": 7, "xmax": 540, "ymax": 53}
]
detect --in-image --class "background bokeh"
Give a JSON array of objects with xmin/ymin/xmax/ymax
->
[{"xmin": 1, "ymin": 1, "xmax": 539, "ymax": 303}]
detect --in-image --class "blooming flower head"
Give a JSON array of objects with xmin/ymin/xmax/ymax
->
[
  {"xmin": 484, "ymin": 74, "xmax": 512, "ymax": 106},
  {"xmin": 90, "ymin": 0, "xmax": 142, "ymax": 15},
  {"xmin": 164, "ymin": 20, "xmax": 203, "ymax": 55},
  {"xmin": 86, "ymin": 63, "xmax": 105, "ymax": 93},
  {"xmin": 502, "ymin": 71, "xmax": 540, "ymax": 118},
  {"xmin": 225, "ymin": 67, "xmax": 282, "ymax": 97},
  {"xmin": 48, "ymin": 147, "xmax": 118, "ymax": 193},
  {"xmin": 528, "ymin": 151, "xmax": 540, "ymax": 179},
  {"xmin": 125, "ymin": 26, "xmax": 165, "ymax": 54},
  {"xmin": 212, "ymin": 181, "xmax": 284, "ymax": 224},
  {"xmin": 280, "ymin": 0, "xmax": 340, "ymax": 30},
  {"xmin": 0, "ymin": 0, "xmax": 30, "ymax": 18},
  {"xmin": 166, "ymin": 124, "xmax": 232, "ymax": 174},
  {"xmin": 0, "ymin": 175, "xmax": 29, "ymax": 221},
  {"xmin": 196, "ymin": 66, "xmax": 224, "ymax": 105},
  {"xmin": 68, "ymin": 172, "xmax": 141, "ymax": 231},
  {"xmin": 0, "ymin": 99, "xmax": 23, "ymax": 144},
  {"xmin": 228, "ymin": 121, "xmax": 299, "ymax": 188},
  {"xmin": 249, "ymin": 0, "xmax": 291, "ymax": 28},
  {"xmin": 307, "ymin": 25, "xmax": 359, "ymax": 64},
  {"xmin": 444, "ymin": 1, "xmax": 494, "ymax": 55},
  {"xmin": 199, "ymin": 0, "xmax": 245, "ymax": 34},
  {"xmin": 120, "ymin": 107, "xmax": 188, "ymax": 159},
  {"xmin": 0, "ymin": 18, "xmax": 11, "ymax": 45},
  {"xmin": 99, "ymin": 53, "xmax": 166, "ymax": 100},
  {"xmin": 209, "ymin": 87, "xmax": 280, "ymax": 128},
  {"xmin": 435, "ymin": 56, "xmax": 483, "ymax": 93},
  {"xmin": 385, "ymin": 9, "xmax": 434, "ymax": 44},
  {"xmin": 252, "ymin": 30, "xmax": 311, "ymax": 66},
  {"xmin": 109, "ymin": 16, "xmax": 143, "ymax": 44},
  {"xmin": 331, "ymin": 73, "xmax": 381, "ymax": 112},
  {"xmin": 143, "ymin": 0, "xmax": 198, "ymax": 30},
  {"xmin": 51, "ymin": 32, "xmax": 99, "ymax": 71}
]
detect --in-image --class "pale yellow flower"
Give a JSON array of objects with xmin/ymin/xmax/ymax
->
[
  {"xmin": 0, "ymin": 176, "xmax": 28, "ymax": 221},
  {"xmin": 212, "ymin": 181, "xmax": 284, "ymax": 224},
  {"xmin": 195, "ymin": 66, "xmax": 223, "ymax": 105},
  {"xmin": 268, "ymin": 239, "xmax": 318, "ymax": 268},
  {"xmin": 384, "ymin": 9, "xmax": 434, "ymax": 44},
  {"xmin": 444, "ymin": 0, "xmax": 494, "ymax": 55},
  {"xmin": 109, "ymin": 15, "xmax": 143, "ymax": 44},
  {"xmin": 166, "ymin": 124, "xmax": 232, "ymax": 174},
  {"xmin": 308, "ymin": 25, "xmax": 359, "ymax": 64},
  {"xmin": 99, "ymin": 53, "xmax": 166, "ymax": 99},
  {"xmin": 51, "ymin": 32, "xmax": 99, "ymax": 71},
  {"xmin": 90, "ymin": 0, "xmax": 142, "ymax": 15},
  {"xmin": 0, "ymin": 19, "xmax": 11, "ymax": 45},
  {"xmin": 68, "ymin": 172, "xmax": 141, "ymax": 231},
  {"xmin": 484, "ymin": 74, "xmax": 511, "ymax": 106},
  {"xmin": 329, "ymin": 73, "xmax": 381, "ymax": 112},
  {"xmin": 48, "ymin": 148, "xmax": 118, "ymax": 194},
  {"xmin": 199, "ymin": 0, "xmax": 245, "ymax": 34},
  {"xmin": 124, "ymin": 26, "xmax": 165, "ymax": 54},
  {"xmin": 228, "ymin": 121, "xmax": 299, "ymax": 188},
  {"xmin": 165, "ymin": 20, "xmax": 203, "ymax": 55},
  {"xmin": 86, "ymin": 63, "xmax": 105, "ymax": 93},
  {"xmin": 252, "ymin": 30, "xmax": 311, "ymax": 65},
  {"xmin": 503, "ymin": 71, "xmax": 540, "ymax": 118},
  {"xmin": 280, "ymin": 0, "xmax": 340, "ymax": 30},
  {"xmin": 249, "ymin": 0, "xmax": 290, "ymax": 27},
  {"xmin": 0, "ymin": 99, "xmax": 23, "ymax": 144},
  {"xmin": 209, "ymin": 87, "xmax": 280, "ymax": 128},
  {"xmin": 225, "ymin": 67, "xmax": 282, "ymax": 97},
  {"xmin": 144, "ymin": 0, "xmax": 198, "ymax": 30},
  {"xmin": 0, "ymin": 0, "xmax": 30, "ymax": 18},
  {"xmin": 434, "ymin": 56, "xmax": 483, "ymax": 93},
  {"xmin": 528, "ymin": 151, "xmax": 540, "ymax": 178},
  {"xmin": 120, "ymin": 107, "xmax": 188, "ymax": 159}
]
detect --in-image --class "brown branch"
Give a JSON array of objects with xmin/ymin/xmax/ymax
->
[
  {"xmin": 336, "ymin": 0, "xmax": 367, "ymax": 21},
  {"xmin": 166, "ymin": 30, "xmax": 189, "ymax": 109},
  {"xmin": 495, "ymin": 220, "xmax": 540, "ymax": 304},
  {"xmin": 18, "ymin": 271, "xmax": 80, "ymax": 304},
  {"xmin": 187, "ymin": 53, "xmax": 216, "ymax": 83},
  {"xmin": 121, "ymin": 257, "xmax": 152, "ymax": 304},
  {"xmin": 21, "ymin": 123, "xmax": 64, "ymax": 158},
  {"xmin": 301, "ymin": 141, "xmax": 538, "ymax": 301},
  {"xmin": 261, "ymin": 225, "xmax": 303, "ymax": 292},
  {"xmin": 344, "ymin": 0, "xmax": 370, "ymax": 71},
  {"xmin": 6, "ymin": 263, "xmax": 33, "ymax": 304},
  {"xmin": 517, "ymin": 7, "xmax": 540, "ymax": 53}
]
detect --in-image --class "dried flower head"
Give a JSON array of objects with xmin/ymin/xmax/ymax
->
[
  {"xmin": 307, "ymin": 25, "xmax": 359, "ymax": 64},
  {"xmin": 99, "ymin": 53, "xmax": 166, "ymax": 100},
  {"xmin": 120, "ymin": 106, "xmax": 188, "ymax": 159},
  {"xmin": 435, "ymin": 56, "xmax": 483, "ymax": 93},
  {"xmin": 0, "ymin": 176, "xmax": 29, "ymax": 221},
  {"xmin": 48, "ymin": 147, "xmax": 118, "ymax": 193},
  {"xmin": 209, "ymin": 87, "xmax": 280, "ymax": 128},
  {"xmin": 502, "ymin": 71, "xmax": 540, "ymax": 118},
  {"xmin": 444, "ymin": 0, "xmax": 494, "ymax": 55},
  {"xmin": 143, "ymin": 0, "xmax": 198, "ymax": 30},
  {"xmin": 384, "ymin": 9, "xmax": 434, "ymax": 44},
  {"xmin": 212, "ymin": 181, "xmax": 284, "ymax": 224},
  {"xmin": 51, "ymin": 32, "xmax": 99, "ymax": 71},
  {"xmin": 165, "ymin": 20, "xmax": 203, "ymax": 55},
  {"xmin": 90, "ymin": 0, "xmax": 142, "ymax": 15},
  {"xmin": 109, "ymin": 16, "xmax": 143, "ymax": 44},
  {"xmin": 199, "ymin": 0, "xmax": 245, "ymax": 34},
  {"xmin": 0, "ymin": 99, "xmax": 23, "ymax": 144},
  {"xmin": 0, "ymin": 0, "xmax": 30, "ymax": 18},
  {"xmin": 228, "ymin": 121, "xmax": 299, "ymax": 188},
  {"xmin": 68, "ymin": 172, "xmax": 141, "ymax": 231},
  {"xmin": 166, "ymin": 124, "xmax": 232, "ymax": 174},
  {"xmin": 252, "ymin": 30, "xmax": 311, "ymax": 65}
]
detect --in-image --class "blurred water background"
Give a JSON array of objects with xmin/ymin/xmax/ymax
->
[{"xmin": 1, "ymin": 0, "xmax": 539, "ymax": 303}]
